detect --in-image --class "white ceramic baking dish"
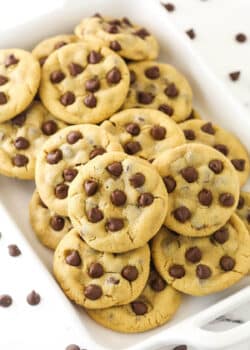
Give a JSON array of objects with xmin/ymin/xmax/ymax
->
[{"xmin": 0, "ymin": 0, "xmax": 250, "ymax": 349}]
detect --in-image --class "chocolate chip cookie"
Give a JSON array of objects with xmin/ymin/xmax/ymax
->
[
  {"xmin": 123, "ymin": 61, "xmax": 193, "ymax": 123},
  {"xmin": 39, "ymin": 42, "xmax": 130, "ymax": 124},
  {"xmin": 30, "ymin": 190, "xmax": 72, "ymax": 250},
  {"xmin": 35, "ymin": 124, "xmax": 120, "ymax": 216},
  {"xmin": 152, "ymin": 215, "xmax": 250, "ymax": 296},
  {"xmin": 153, "ymin": 143, "xmax": 240, "ymax": 236},
  {"xmin": 0, "ymin": 49, "xmax": 40, "ymax": 122},
  {"xmin": 101, "ymin": 108, "xmax": 185, "ymax": 162},
  {"xmin": 236, "ymin": 192, "xmax": 250, "ymax": 233},
  {"xmin": 0, "ymin": 101, "xmax": 66, "ymax": 179},
  {"xmin": 74, "ymin": 15, "xmax": 159, "ymax": 61},
  {"xmin": 180, "ymin": 120, "xmax": 250, "ymax": 186},
  {"xmin": 53, "ymin": 229, "xmax": 150, "ymax": 309},
  {"xmin": 68, "ymin": 152, "xmax": 168, "ymax": 252},
  {"xmin": 87, "ymin": 267, "xmax": 181, "ymax": 332}
]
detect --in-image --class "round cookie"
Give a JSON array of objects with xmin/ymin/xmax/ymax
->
[
  {"xmin": 0, "ymin": 101, "xmax": 66, "ymax": 180},
  {"xmin": 180, "ymin": 120, "xmax": 250, "ymax": 186},
  {"xmin": 29, "ymin": 190, "xmax": 72, "ymax": 250},
  {"xmin": 53, "ymin": 229, "xmax": 150, "ymax": 309},
  {"xmin": 123, "ymin": 61, "xmax": 193, "ymax": 123},
  {"xmin": 152, "ymin": 215, "xmax": 250, "ymax": 296},
  {"xmin": 87, "ymin": 267, "xmax": 181, "ymax": 333},
  {"xmin": 39, "ymin": 42, "xmax": 130, "ymax": 124},
  {"xmin": 35, "ymin": 124, "xmax": 121, "ymax": 216},
  {"xmin": 236, "ymin": 192, "xmax": 250, "ymax": 233},
  {"xmin": 101, "ymin": 108, "xmax": 185, "ymax": 162},
  {"xmin": 74, "ymin": 15, "xmax": 159, "ymax": 61},
  {"xmin": 0, "ymin": 49, "xmax": 40, "ymax": 123},
  {"xmin": 153, "ymin": 143, "xmax": 240, "ymax": 237},
  {"xmin": 68, "ymin": 152, "xmax": 168, "ymax": 253},
  {"xmin": 32, "ymin": 34, "xmax": 78, "ymax": 67}
]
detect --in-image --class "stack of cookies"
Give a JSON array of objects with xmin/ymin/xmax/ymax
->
[{"xmin": 0, "ymin": 13, "xmax": 250, "ymax": 334}]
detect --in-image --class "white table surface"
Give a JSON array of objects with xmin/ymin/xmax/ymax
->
[{"xmin": 0, "ymin": 1, "xmax": 250, "ymax": 350}]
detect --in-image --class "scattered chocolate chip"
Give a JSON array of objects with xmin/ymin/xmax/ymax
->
[
  {"xmin": 196, "ymin": 264, "xmax": 211, "ymax": 279},
  {"xmin": 169, "ymin": 264, "xmax": 185, "ymax": 278},
  {"xmin": 219, "ymin": 193, "xmax": 235, "ymax": 207},
  {"xmin": 54, "ymin": 41, "xmax": 67, "ymax": 49},
  {"xmin": 66, "ymin": 250, "xmax": 81, "ymax": 266},
  {"xmin": 108, "ymin": 19, "xmax": 121, "ymax": 26},
  {"xmin": 0, "ymin": 75, "xmax": 8, "ymax": 86},
  {"xmin": 173, "ymin": 206, "xmax": 191, "ymax": 222},
  {"xmin": 229, "ymin": 71, "xmax": 240, "ymax": 81},
  {"xmin": 237, "ymin": 196, "xmax": 245, "ymax": 209},
  {"xmin": 68, "ymin": 62, "xmax": 83, "ymax": 76},
  {"xmin": 65, "ymin": 344, "xmax": 80, "ymax": 350},
  {"xmin": 85, "ymin": 77, "xmax": 100, "ymax": 92},
  {"xmin": 122, "ymin": 265, "xmax": 138, "ymax": 281},
  {"xmin": 129, "ymin": 70, "xmax": 136, "ymax": 84},
  {"xmin": 131, "ymin": 301, "xmax": 148, "ymax": 315},
  {"xmin": 84, "ymin": 180, "xmax": 98, "ymax": 196},
  {"xmin": 173, "ymin": 346, "xmax": 187, "ymax": 350},
  {"xmin": 137, "ymin": 91, "xmax": 154, "ymax": 104},
  {"xmin": 110, "ymin": 190, "xmax": 127, "ymax": 206},
  {"xmin": 84, "ymin": 284, "xmax": 102, "ymax": 300},
  {"xmin": 149, "ymin": 271, "xmax": 166, "ymax": 291},
  {"xmin": 129, "ymin": 172, "xmax": 145, "ymax": 188},
  {"xmin": 46, "ymin": 149, "xmax": 63, "ymax": 164},
  {"xmin": 183, "ymin": 129, "xmax": 195, "ymax": 140},
  {"xmin": 186, "ymin": 29, "xmax": 196, "ymax": 39},
  {"xmin": 235, "ymin": 33, "xmax": 247, "ymax": 43},
  {"xmin": 106, "ymin": 162, "xmax": 123, "ymax": 177},
  {"xmin": 26, "ymin": 290, "xmax": 41, "ymax": 306},
  {"xmin": 60, "ymin": 91, "xmax": 75, "ymax": 106},
  {"xmin": 14, "ymin": 137, "xmax": 30, "ymax": 150},
  {"xmin": 213, "ymin": 227, "xmax": 229, "ymax": 244},
  {"xmin": 231, "ymin": 159, "xmax": 245, "ymax": 171},
  {"xmin": 198, "ymin": 189, "xmax": 213, "ymax": 206},
  {"xmin": 214, "ymin": 144, "xmax": 229, "ymax": 156},
  {"xmin": 0, "ymin": 91, "xmax": 7, "ymax": 104},
  {"xmin": 123, "ymin": 17, "xmax": 132, "ymax": 26},
  {"xmin": 0, "ymin": 294, "xmax": 12, "ymax": 307},
  {"xmin": 134, "ymin": 28, "xmax": 150, "ymax": 39},
  {"xmin": 185, "ymin": 247, "xmax": 202, "ymax": 263},
  {"xmin": 88, "ymin": 262, "xmax": 104, "ymax": 278},
  {"xmin": 106, "ymin": 24, "xmax": 119, "ymax": 33},
  {"xmin": 165, "ymin": 83, "xmax": 179, "ymax": 98},
  {"xmin": 124, "ymin": 141, "xmax": 142, "ymax": 155},
  {"xmin": 50, "ymin": 70, "xmax": 65, "ymax": 84},
  {"xmin": 84, "ymin": 93, "xmax": 97, "ymax": 108},
  {"xmin": 5, "ymin": 54, "xmax": 19, "ymax": 67},
  {"xmin": 42, "ymin": 120, "xmax": 58, "ymax": 135},
  {"xmin": 55, "ymin": 183, "xmax": 69, "ymax": 199},
  {"xmin": 109, "ymin": 40, "xmax": 122, "ymax": 51},
  {"xmin": 8, "ymin": 244, "xmax": 21, "ymax": 257},
  {"xmin": 67, "ymin": 131, "xmax": 83, "ymax": 144},
  {"xmin": 125, "ymin": 122, "xmax": 140, "ymax": 136},
  {"xmin": 39, "ymin": 56, "xmax": 47, "ymax": 66},
  {"xmin": 145, "ymin": 66, "xmax": 160, "ymax": 79},
  {"xmin": 158, "ymin": 104, "xmax": 174, "ymax": 116},
  {"xmin": 201, "ymin": 122, "xmax": 215, "ymax": 134},
  {"xmin": 11, "ymin": 113, "xmax": 26, "ymax": 126},
  {"xmin": 88, "ymin": 51, "xmax": 102, "ymax": 64},
  {"xmin": 106, "ymin": 218, "xmax": 124, "ymax": 231},
  {"xmin": 12, "ymin": 154, "xmax": 29, "ymax": 167},
  {"xmin": 89, "ymin": 147, "xmax": 106, "ymax": 159},
  {"xmin": 138, "ymin": 193, "xmax": 154, "ymax": 207},
  {"xmin": 106, "ymin": 67, "xmax": 121, "ymax": 84},
  {"xmin": 50, "ymin": 215, "xmax": 65, "ymax": 231},
  {"xmin": 87, "ymin": 207, "xmax": 103, "ymax": 223},
  {"xmin": 220, "ymin": 256, "xmax": 235, "ymax": 271},
  {"xmin": 208, "ymin": 159, "xmax": 224, "ymax": 174},
  {"xmin": 163, "ymin": 175, "xmax": 176, "ymax": 193},
  {"xmin": 150, "ymin": 125, "xmax": 166, "ymax": 140},
  {"xmin": 180, "ymin": 166, "xmax": 198, "ymax": 183},
  {"xmin": 163, "ymin": 3, "xmax": 175, "ymax": 12}
]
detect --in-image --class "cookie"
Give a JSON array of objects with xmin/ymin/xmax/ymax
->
[
  {"xmin": 32, "ymin": 34, "xmax": 78, "ymax": 67},
  {"xmin": 53, "ymin": 229, "xmax": 150, "ymax": 309},
  {"xmin": 101, "ymin": 108, "xmax": 185, "ymax": 162},
  {"xmin": 74, "ymin": 15, "xmax": 159, "ymax": 61},
  {"xmin": 0, "ymin": 49, "xmax": 40, "ymax": 123},
  {"xmin": 29, "ymin": 190, "xmax": 72, "ymax": 250},
  {"xmin": 179, "ymin": 108, "xmax": 201, "ymax": 123},
  {"xmin": 180, "ymin": 120, "xmax": 250, "ymax": 186},
  {"xmin": 0, "ymin": 101, "xmax": 66, "ymax": 180},
  {"xmin": 123, "ymin": 61, "xmax": 193, "ymax": 123},
  {"xmin": 39, "ymin": 42, "xmax": 130, "ymax": 124},
  {"xmin": 153, "ymin": 143, "xmax": 240, "ymax": 236},
  {"xmin": 68, "ymin": 152, "xmax": 168, "ymax": 252},
  {"xmin": 152, "ymin": 215, "xmax": 250, "ymax": 296},
  {"xmin": 35, "ymin": 124, "xmax": 120, "ymax": 216},
  {"xmin": 236, "ymin": 192, "xmax": 250, "ymax": 233},
  {"xmin": 87, "ymin": 267, "xmax": 181, "ymax": 333}
]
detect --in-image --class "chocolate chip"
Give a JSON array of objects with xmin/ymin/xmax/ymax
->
[
  {"xmin": 163, "ymin": 175, "xmax": 176, "ymax": 193},
  {"xmin": 106, "ymin": 162, "xmax": 122, "ymax": 177},
  {"xmin": 88, "ymin": 262, "xmax": 104, "ymax": 278},
  {"xmin": 108, "ymin": 19, "xmax": 121, "ymax": 26},
  {"xmin": 14, "ymin": 137, "xmax": 30, "ymax": 150},
  {"xmin": 196, "ymin": 264, "xmax": 211, "ymax": 279},
  {"xmin": 198, "ymin": 189, "xmax": 213, "ymax": 206},
  {"xmin": 131, "ymin": 301, "xmax": 148, "ymax": 315},
  {"xmin": 235, "ymin": 33, "xmax": 247, "ymax": 43},
  {"xmin": 54, "ymin": 41, "xmax": 67, "ymax": 49},
  {"xmin": 46, "ymin": 149, "xmax": 63, "ymax": 164},
  {"xmin": 11, "ymin": 113, "xmax": 26, "ymax": 126},
  {"xmin": 107, "ymin": 276, "xmax": 120, "ymax": 284},
  {"xmin": 129, "ymin": 173, "xmax": 145, "ymax": 188},
  {"xmin": 165, "ymin": 83, "xmax": 179, "ymax": 98},
  {"xmin": 137, "ymin": 91, "xmax": 154, "ymax": 104},
  {"xmin": 106, "ymin": 67, "xmax": 121, "ymax": 84},
  {"xmin": 50, "ymin": 215, "xmax": 65, "ymax": 231},
  {"xmin": 185, "ymin": 247, "xmax": 202, "ymax": 263},
  {"xmin": 220, "ymin": 256, "xmax": 235, "ymax": 271},
  {"xmin": 106, "ymin": 24, "xmax": 119, "ymax": 33},
  {"xmin": 87, "ymin": 207, "xmax": 103, "ymax": 223},
  {"xmin": 89, "ymin": 147, "xmax": 106, "ymax": 159},
  {"xmin": 138, "ymin": 193, "xmax": 154, "ymax": 207},
  {"xmin": 65, "ymin": 345, "xmax": 80, "ymax": 350},
  {"xmin": 213, "ymin": 227, "xmax": 229, "ymax": 244},
  {"xmin": 60, "ymin": 91, "xmax": 75, "ymax": 106},
  {"xmin": 50, "ymin": 70, "xmax": 65, "ymax": 84},
  {"xmin": 110, "ymin": 190, "xmax": 127, "ymax": 206},
  {"xmin": 67, "ymin": 131, "xmax": 83, "ymax": 144},
  {"xmin": 209, "ymin": 159, "xmax": 224, "ymax": 174},
  {"xmin": 124, "ymin": 141, "xmax": 142, "ymax": 155},
  {"xmin": 92, "ymin": 13, "xmax": 102, "ymax": 18},
  {"xmin": 0, "ymin": 75, "xmax": 8, "ymax": 86},
  {"xmin": 149, "ymin": 271, "xmax": 166, "ymax": 292},
  {"xmin": 26, "ymin": 290, "xmax": 41, "ymax": 306},
  {"xmin": 158, "ymin": 104, "xmax": 174, "ymax": 116},
  {"xmin": 183, "ymin": 129, "xmax": 195, "ymax": 140},
  {"xmin": 84, "ymin": 284, "xmax": 102, "ymax": 300},
  {"xmin": 12, "ymin": 154, "xmax": 29, "ymax": 167},
  {"xmin": 201, "ymin": 122, "xmax": 215, "ymax": 134},
  {"xmin": 0, "ymin": 295, "xmax": 12, "ymax": 307},
  {"xmin": 85, "ymin": 77, "xmax": 100, "ymax": 93},
  {"xmin": 173, "ymin": 346, "xmax": 187, "ymax": 350},
  {"xmin": 125, "ymin": 122, "xmax": 140, "ymax": 136},
  {"xmin": 122, "ymin": 265, "xmax": 138, "ymax": 281},
  {"xmin": 68, "ymin": 62, "xmax": 83, "ymax": 76},
  {"xmin": 66, "ymin": 250, "xmax": 81, "ymax": 266},
  {"xmin": 84, "ymin": 93, "xmax": 97, "ymax": 108},
  {"xmin": 219, "ymin": 193, "xmax": 235, "ymax": 207},
  {"xmin": 186, "ymin": 29, "xmax": 196, "ymax": 39},
  {"xmin": 164, "ymin": 3, "xmax": 175, "ymax": 12},
  {"xmin": 5, "ymin": 54, "xmax": 19, "ymax": 67},
  {"xmin": 150, "ymin": 125, "xmax": 166, "ymax": 140},
  {"xmin": 55, "ymin": 183, "xmax": 69, "ymax": 199},
  {"xmin": 134, "ymin": 28, "xmax": 150, "ymax": 39},
  {"xmin": 122, "ymin": 17, "xmax": 132, "ymax": 26},
  {"xmin": 109, "ymin": 40, "xmax": 122, "ymax": 51},
  {"xmin": 180, "ymin": 166, "xmax": 198, "ymax": 183},
  {"xmin": 173, "ymin": 206, "xmax": 191, "ymax": 222},
  {"xmin": 214, "ymin": 144, "xmax": 229, "ymax": 156},
  {"xmin": 237, "ymin": 196, "xmax": 245, "ymax": 209},
  {"xmin": 106, "ymin": 218, "xmax": 124, "ymax": 231},
  {"xmin": 42, "ymin": 120, "xmax": 58, "ymax": 135},
  {"xmin": 229, "ymin": 71, "xmax": 240, "ymax": 81},
  {"xmin": 169, "ymin": 264, "xmax": 185, "ymax": 278},
  {"xmin": 84, "ymin": 180, "xmax": 98, "ymax": 196},
  {"xmin": 63, "ymin": 168, "xmax": 78, "ymax": 183},
  {"xmin": 145, "ymin": 66, "xmax": 160, "ymax": 79},
  {"xmin": 231, "ymin": 159, "xmax": 245, "ymax": 171},
  {"xmin": 129, "ymin": 70, "xmax": 136, "ymax": 85},
  {"xmin": 39, "ymin": 56, "xmax": 47, "ymax": 66},
  {"xmin": 8, "ymin": 244, "xmax": 21, "ymax": 257},
  {"xmin": 0, "ymin": 92, "xmax": 7, "ymax": 104},
  {"xmin": 88, "ymin": 51, "xmax": 102, "ymax": 64}
]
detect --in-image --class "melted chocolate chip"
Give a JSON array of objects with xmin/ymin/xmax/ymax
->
[
  {"xmin": 63, "ymin": 168, "xmax": 78, "ymax": 182},
  {"xmin": 185, "ymin": 247, "xmax": 202, "ymax": 263},
  {"xmin": 84, "ymin": 284, "xmax": 102, "ymax": 300},
  {"xmin": 145, "ymin": 66, "xmax": 160, "ymax": 79},
  {"xmin": 213, "ymin": 227, "xmax": 229, "ymax": 244},
  {"xmin": 14, "ymin": 137, "xmax": 30, "ymax": 150},
  {"xmin": 12, "ymin": 154, "xmax": 29, "ymax": 167},
  {"xmin": 87, "ymin": 207, "xmax": 103, "ymax": 223},
  {"xmin": 89, "ymin": 147, "xmax": 106, "ymax": 159},
  {"xmin": 106, "ymin": 218, "xmax": 124, "ymax": 231},
  {"xmin": 106, "ymin": 162, "xmax": 123, "ymax": 177},
  {"xmin": 165, "ymin": 83, "xmax": 179, "ymax": 98},
  {"xmin": 163, "ymin": 175, "xmax": 176, "ymax": 193},
  {"xmin": 131, "ymin": 301, "xmax": 148, "ymax": 315},
  {"xmin": 138, "ymin": 193, "xmax": 154, "ymax": 207},
  {"xmin": 85, "ymin": 77, "xmax": 100, "ymax": 92},
  {"xmin": 84, "ymin": 93, "xmax": 97, "ymax": 108},
  {"xmin": 150, "ymin": 125, "xmax": 166, "ymax": 140},
  {"xmin": 231, "ymin": 159, "xmax": 245, "ymax": 171},
  {"xmin": 169, "ymin": 264, "xmax": 185, "ymax": 278},
  {"xmin": 125, "ymin": 122, "xmax": 140, "ymax": 136},
  {"xmin": 173, "ymin": 206, "xmax": 191, "ymax": 222},
  {"xmin": 214, "ymin": 144, "xmax": 229, "ymax": 156},
  {"xmin": 209, "ymin": 159, "xmax": 224, "ymax": 174},
  {"xmin": 109, "ymin": 40, "xmax": 122, "ymax": 51},
  {"xmin": 129, "ymin": 70, "xmax": 136, "ymax": 85},
  {"xmin": 55, "ymin": 184, "xmax": 69, "ymax": 199},
  {"xmin": 66, "ymin": 250, "xmax": 81, "ymax": 266},
  {"xmin": 0, "ymin": 75, "xmax": 8, "ymax": 86},
  {"xmin": 0, "ymin": 92, "xmax": 7, "ymax": 105},
  {"xmin": 106, "ymin": 67, "xmax": 121, "ymax": 84},
  {"xmin": 11, "ymin": 113, "xmax": 26, "ymax": 126},
  {"xmin": 201, "ymin": 122, "xmax": 215, "ymax": 135},
  {"xmin": 134, "ymin": 28, "xmax": 150, "ymax": 39},
  {"xmin": 88, "ymin": 262, "xmax": 104, "ymax": 278},
  {"xmin": 198, "ymin": 189, "xmax": 213, "ymax": 206},
  {"xmin": 46, "ymin": 149, "xmax": 63, "ymax": 164},
  {"xmin": 122, "ymin": 265, "xmax": 138, "ymax": 281},
  {"xmin": 158, "ymin": 104, "xmax": 174, "ymax": 116},
  {"xmin": 183, "ymin": 129, "xmax": 195, "ymax": 140},
  {"xmin": 237, "ymin": 196, "xmax": 245, "ymax": 209},
  {"xmin": 26, "ymin": 291, "xmax": 41, "ymax": 306},
  {"xmin": 196, "ymin": 264, "xmax": 211, "ymax": 279},
  {"xmin": 42, "ymin": 120, "xmax": 58, "ymax": 135},
  {"xmin": 84, "ymin": 180, "xmax": 98, "ymax": 196},
  {"xmin": 180, "ymin": 166, "xmax": 198, "ymax": 183},
  {"xmin": 0, "ymin": 295, "xmax": 12, "ymax": 307},
  {"xmin": 123, "ymin": 141, "xmax": 142, "ymax": 155},
  {"xmin": 60, "ymin": 91, "xmax": 75, "ymax": 106},
  {"xmin": 68, "ymin": 62, "xmax": 83, "ymax": 76},
  {"xmin": 220, "ymin": 256, "xmax": 235, "ymax": 271},
  {"xmin": 137, "ymin": 91, "xmax": 154, "ymax": 104},
  {"xmin": 219, "ymin": 193, "xmax": 235, "ymax": 207},
  {"xmin": 129, "ymin": 173, "xmax": 145, "ymax": 188},
  {"xmin": 50, "ymin": 70, "xmax": 65, "ymax": 84},
  {"xmin": 67, "ymin": 131, "xmax": 83, "ymax": 144},
  {"xmin": 50, "ymin": 215, "xmax": 65, "ymax": 231},
  {"xmin": 110, "ymin": 190, "xmax": 127, "ymax": 206},
  {"xmin": 88, "ymin": 51, "xmax": 103, "ymax": 64},
  {"xmin": 149, "ymin": 271, "xmax": 166, "ymax": 292},
  {"xmin": 8, "ymin": 244, "xmax": 21, "ymax": 257},
  {"xmin": 5, "ymin": 54, "xmax": 19, "ymax": 67}
]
